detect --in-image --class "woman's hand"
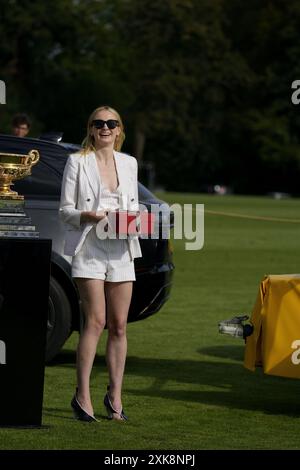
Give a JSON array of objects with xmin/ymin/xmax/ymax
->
[{"xmin": 80, "ymin": 210, "xmax": 108, "ymax": 225}]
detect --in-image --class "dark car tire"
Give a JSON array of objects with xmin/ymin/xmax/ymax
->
[{"xmin": 46, "ymin": 276, "xmax": 72, "ymax": 362}]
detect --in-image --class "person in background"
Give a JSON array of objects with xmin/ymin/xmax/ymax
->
[{"xmin": 11, "ymin": 113, "xmax": 31, "ymax": 137}]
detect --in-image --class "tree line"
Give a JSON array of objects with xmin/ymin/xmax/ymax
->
[{"xmin": 0, "ymin": 0, "xmax": 299, "ymax": 194}]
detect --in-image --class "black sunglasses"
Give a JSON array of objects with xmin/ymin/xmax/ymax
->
[{"xmin": 92, "ymin": 119, "xmax": 119, "ymax": 129}]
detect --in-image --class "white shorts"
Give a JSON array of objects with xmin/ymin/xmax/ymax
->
[{"xmin": 72, "ymin": 227, "xmax": 136, "ymax": 282}]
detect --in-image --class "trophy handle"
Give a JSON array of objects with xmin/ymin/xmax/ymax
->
[{"xmin": 28, "ymin": 150, "xmax": 40, "ymax": 166}]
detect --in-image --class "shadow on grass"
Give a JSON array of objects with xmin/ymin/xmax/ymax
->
[
  {"xmin": 43, "ymin": 407, "xmax": 108, "ymax": 421},
  {"xmin": 47, "ymin": 349, "xmax": 77, "ymax": 366},
  {"xmin": 43, "ymin": 407, "xmax": 75, "ymax": 421},
  {"xmin": 198, "ymin": 345, "xmax": 245, "ymax": 362},
  {"xmin": 48, "ymin": 349, "xmax": 105, "ymax": 368},
  {"xmin": 48, "ymin": 348, "xmax": 300, "ymax": 417},
  {"xmin": 125, "ymin": 354, "xmax": 300, "ymax": 417}
]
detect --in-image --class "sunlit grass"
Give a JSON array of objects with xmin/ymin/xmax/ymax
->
[{"xmin": 1, "ymin": 192, "xmax": 300, "ymax": 449}]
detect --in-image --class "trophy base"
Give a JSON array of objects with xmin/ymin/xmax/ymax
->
[
  {"xmin": 0, "ymin": 194, "xmax": 24, "ymax": 201},
  {"xmin": 0, "ymin": 231, "xmax": 39, "ymax": 238},
  {"xmin": 0, "ymin": 199, "xmax": 39, "ymax": 238}
]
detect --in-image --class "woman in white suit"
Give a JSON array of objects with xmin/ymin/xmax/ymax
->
[{"xmin": 59, "ymin": 105, "xmax": 142, "ymax": 422}]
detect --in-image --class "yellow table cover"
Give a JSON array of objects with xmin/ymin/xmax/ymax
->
[{"xmin": 244, "ymin": 274, "xmax": 300, "ymax": 379}]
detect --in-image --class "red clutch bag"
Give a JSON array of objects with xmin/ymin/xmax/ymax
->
[{"xmin": 115, "ymin": 210, "xmax": 155, "ymax": 235}]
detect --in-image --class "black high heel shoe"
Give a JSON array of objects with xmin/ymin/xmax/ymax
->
[
  {"xmin": 104, "ymin": 386, "xmax": 128, "ymax": 421},
  {"xmin": 71, "ymin": 388, "xmax": 98, "ymax": 422}
]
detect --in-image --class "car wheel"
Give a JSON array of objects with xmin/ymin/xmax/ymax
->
[{"xmin": 46, "ymin": 276, "xmax": 72, "ymax": 362}]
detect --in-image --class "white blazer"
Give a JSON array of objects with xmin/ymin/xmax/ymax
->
[{"xmin": 59, "ymin": 150, "xmax": 142, "ymax": 260}]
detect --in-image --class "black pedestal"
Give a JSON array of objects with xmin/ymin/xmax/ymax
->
[{"xmin": 0, "ymin": 238, "xmax": 51, "ymax": 426}]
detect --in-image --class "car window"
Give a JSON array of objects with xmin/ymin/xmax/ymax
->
[{"xmin": 14, "ymin": 160, "xmax": 62, "ymax": 199}]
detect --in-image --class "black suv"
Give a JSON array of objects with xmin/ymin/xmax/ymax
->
[{"xmin": 0, "ymin": 134, "xmax": 174, "ymax": 361}]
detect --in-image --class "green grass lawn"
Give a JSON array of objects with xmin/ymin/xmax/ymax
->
[{"xmin": 2, "ymin": 192, "xmax": 300, "ymax": 449}]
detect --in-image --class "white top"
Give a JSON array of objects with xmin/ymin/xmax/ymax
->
[
  {"xmin": 98, "ymin": 185, "xmax": 120, "ymax": 212},
  {"xmin": 96, "ymin": 155, "xmax": 128, "ymax": 211}
]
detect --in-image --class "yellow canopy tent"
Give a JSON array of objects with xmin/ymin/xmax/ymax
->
[{"xmin": 244, "ymin": 274, "xmax": 300, "ymax": 379}]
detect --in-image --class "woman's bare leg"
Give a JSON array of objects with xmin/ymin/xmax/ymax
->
[
  {"xmin": 74, "ymin": 278, "xmax": 106, "ymax": 416},
  {"xmin": 105, "ymin": 281, "xmax": 133, "ymax": 418}
]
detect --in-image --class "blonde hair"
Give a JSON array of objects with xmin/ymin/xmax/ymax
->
[{"xmin": 81, "ymin": 105, "xmax": 125, "ymax": 154}]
